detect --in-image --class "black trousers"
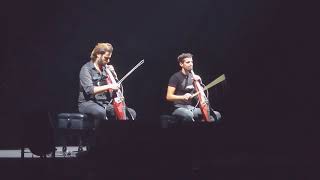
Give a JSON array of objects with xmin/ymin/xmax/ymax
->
[{"xmin": 79, "ymin": 101, "xmax": 136, "ymax": 126}]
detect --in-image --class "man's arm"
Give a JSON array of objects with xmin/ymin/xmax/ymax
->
[
  {"xmin": 166, "ymin": 86, "xmax": 192, "ymax": 101},
  {"xmin": 93, "ymin": 84, "xmax": 119, "ymax": 94},
  {"xmin": 80, "ymin": 66, "xmax": 119, "ymax": 96}
]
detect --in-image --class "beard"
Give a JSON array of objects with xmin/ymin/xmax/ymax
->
[
  {"xmin": 98, "ymin": 57, "xmax": 108, "ymax": 66},
  {"xmin": 185, "ymin": 67, "xmax": 192, "ymax": 72}
]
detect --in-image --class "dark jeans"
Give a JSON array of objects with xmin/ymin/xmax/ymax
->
[
  {"xmin": 79, "ymin": 101, "xmax": 136, "ymax": 127},
  {"xmin": 172, "ymin": 105, "xmax": 221, "ymax": 122}
]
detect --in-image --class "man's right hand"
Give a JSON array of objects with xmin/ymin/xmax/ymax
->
[
  {"xmin": 183, "ymin": 93, "xmax": 192, "ymax": 100},
  {"xmin": 108, "ymin": 83, "xmax": 120, "ymax": 91}
]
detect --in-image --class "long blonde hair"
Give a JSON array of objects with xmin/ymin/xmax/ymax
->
[{"xmin": 90, "ymin": 43, "xmax": 113, "ymax": 61}]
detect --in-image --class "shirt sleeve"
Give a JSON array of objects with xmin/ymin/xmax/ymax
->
[
  {"xmin": 168, "ymin": 74, "xmax": 178, "ymax": 88},
  {"xmin": 79, "ymin": 65, "xmax": 95, "ymax": 95}
]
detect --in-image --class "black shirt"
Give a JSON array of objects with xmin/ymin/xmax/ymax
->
[
  {"xmin": 168, "ymin": 71, "xmax": 194, "ymax": 106},
  {"xmin": 78, "ymin": 61, "xmax": 111, "ymax": 104}
]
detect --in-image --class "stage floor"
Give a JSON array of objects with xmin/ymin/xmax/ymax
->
[
  {"xmin": 0, "ymin": 147, "xmax": 315, "ymax": 179},
  {"xmin": 0, "ymin": 124, "xmax": 317, "ymax": 179},
  {"xmin": 0, "ymin": 146, "xmax": 86, "ymax": 158}
]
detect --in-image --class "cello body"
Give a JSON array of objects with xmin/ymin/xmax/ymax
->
[
  {"xmin": 191, "ymin": 70, "xmax": 211, "ymax": 122},
  {"xmin": 105, "ymin": 66, "xmax": 128, "ymax": 120}
]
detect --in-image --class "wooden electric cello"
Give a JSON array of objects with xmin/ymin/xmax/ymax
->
[
  {"xmin": 105, "ymin": 60, "xmax": 144, "ymax": 120},
  {"xmin": 190, "ymin": 70, "xmax": 226, "ymax": 122}
]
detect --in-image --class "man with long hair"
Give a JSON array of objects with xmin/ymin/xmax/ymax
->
[{"xmin": 78, "ymin": 43, "xmax": 136, "ymax": 127}]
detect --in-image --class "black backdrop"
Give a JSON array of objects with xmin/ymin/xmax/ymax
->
[{"xmin": 2, "ymin": 0, "xmax": 319, "ymax": 160}]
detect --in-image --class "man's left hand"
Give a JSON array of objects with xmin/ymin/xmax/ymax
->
[{"xmin": 192, "ymin": 75, "xmax": 201, "ymax": 81}]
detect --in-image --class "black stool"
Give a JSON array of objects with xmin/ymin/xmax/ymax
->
[
  {"xmin": 160, "ymin": 115, "xmax": 181, "ymax": 128},
  {"xmin": 56, "ymin": 113, "xmax": 94, "ymax": 155}
]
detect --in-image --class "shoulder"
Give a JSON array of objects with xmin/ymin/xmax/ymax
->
[
  {"xmin": 80, "ymin": 61, "xmax": 93, "ymax": 71},
  {"xmin": 170, "ymin": 71, "xmax": 183, "ymax": 81},
  {"xmin": 80, "ymin": 61, "xmax": 94, "ymax": 77},
  {"xmin": 83, "ymin": 61, "xmax": 94, "ymax": 68},
  {"xmin": 170, "ymin": 71, "xmax": 183, "ymax": 79},
  {"xmin": 169, "ymin": 71, "xmax": 182, "ymax": 86}
]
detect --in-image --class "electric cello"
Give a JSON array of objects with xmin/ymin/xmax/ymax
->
[
  {"xmin": 190, "ymin": 70, "xmax": 226, "ymax": 122},
  {"xmin": 105, "ymin": 60, "xmax": 144, "ymax": 120}
]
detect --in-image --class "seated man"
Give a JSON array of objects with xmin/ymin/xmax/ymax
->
[
  {"xmin": 78, "ymin": 42, "xmax": 136, "ymax": 128},
  {"xmin": 166, "ymin": 53, "xmax": 221, "ymax": 122}
]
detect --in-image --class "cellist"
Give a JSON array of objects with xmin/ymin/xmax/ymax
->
[
  {"xmin": 166, "ymin": 53, "xmax": 221, "ymax": 122},
  {"xmin": 78, "ymin": 43, "xmax": 136, "ymax": 128}
]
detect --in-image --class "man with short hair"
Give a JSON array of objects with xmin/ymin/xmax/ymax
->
[{"xmin": 166, "ymin": 53, "xmax": 221, "ymax": 122}]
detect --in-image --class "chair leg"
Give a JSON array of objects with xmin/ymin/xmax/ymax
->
[
  {"xmin": 51, "ymin": 148, "xmax": 56, "ymax": 158},
  {"xmin": 21, "ymin": 147, "xmax": 25, "ymax": 159},
  {"xmin": 78, "ymin": 136, "xmax": 83, "ymax": 152},
  {"xmin": 62, "ymin": 145, "xmax": 67, "ymax": 154}
]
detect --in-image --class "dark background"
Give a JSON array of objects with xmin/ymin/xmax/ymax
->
[{"xmin": 2, "ymin": 0, "xmax": 319, "ymax": 162}]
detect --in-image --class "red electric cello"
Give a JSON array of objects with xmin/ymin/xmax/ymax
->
[
  {"xmin": 190, "ymin": 71, "xmax": 226, "ymax": 122},
  {"xmin": 105, "ymin": 60, "xmax": 144, "ymax": 120}
]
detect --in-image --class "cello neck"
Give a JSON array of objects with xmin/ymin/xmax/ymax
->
[
  {"xmin": 105, "ymin": 65, "xmax": 117, "ymax": 84},
  {"xmin": 190, "ymin": 70, "xmax": 202, "ymax": 86},
  {"xmin": 190, "ymin": 70, "xmax": 195, "ymax": 76}
]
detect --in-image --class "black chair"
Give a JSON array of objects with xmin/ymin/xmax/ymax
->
[
  {"xmin": 56, "ymin": 113, "xmax": 95, "ymax": 156},
  {"xmin": 160, "ymin": 114, "xmax": 181, "ymax": 128}
]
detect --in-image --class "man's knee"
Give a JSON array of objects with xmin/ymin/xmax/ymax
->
[
  {"xmin": 172, "ymin": 108, "xmax": 194, "ymax": 122},
  {"xmin": 91, "ymin": 110, "xmax": 106, "ymax": 120},
  {"xmin": 173, "ymin": 112, "xmax": 194, "ymax": 122},
  {"xmin": 210, "ymin": 111, "xmax": 222, "ymax": 122}
]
